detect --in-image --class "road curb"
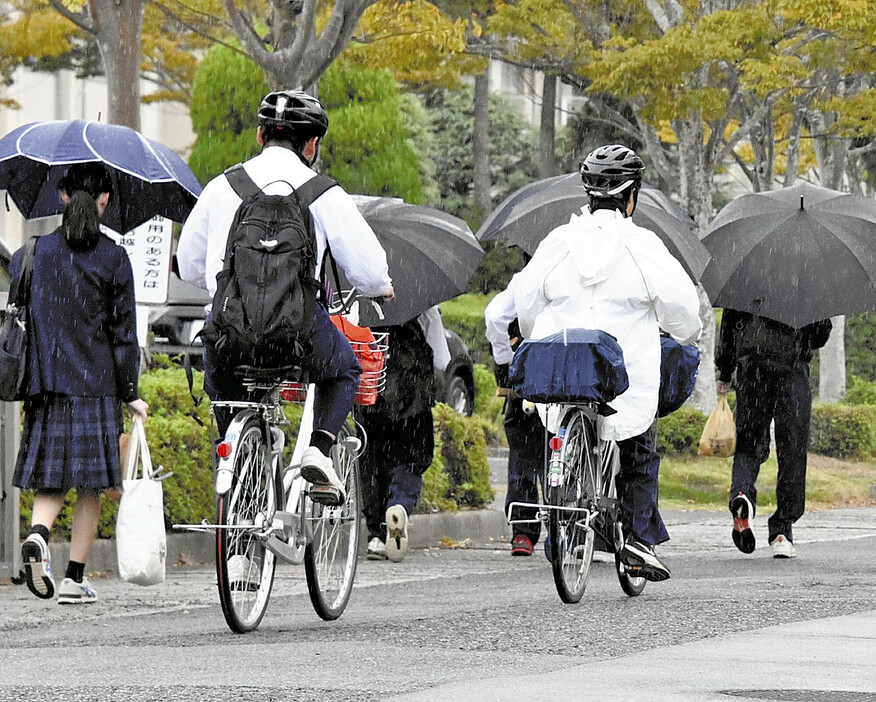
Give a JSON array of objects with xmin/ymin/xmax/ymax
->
[{"xmin": 40, "ymin": 505, "xmax": 514, "ymax": 575}]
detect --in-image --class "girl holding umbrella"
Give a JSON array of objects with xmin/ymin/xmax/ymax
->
[{"xmin": 13, "ymin": 163, "xmax": 148, "ymax": 604}]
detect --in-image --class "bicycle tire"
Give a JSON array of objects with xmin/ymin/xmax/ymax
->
[
  {"xmin": 304, "ymin": 422, "xmax": 361, "ymax": 620},
  {"xmin": 615, "ymin": 551, "xmax": 648, "ymax": 596},
  {"xmin": 548, "ymin": 409, "xmax": 598, "ymax": 604},
  {"xmin": 216, "ymin": 417, "xmax": 277, "ymax": 633}
]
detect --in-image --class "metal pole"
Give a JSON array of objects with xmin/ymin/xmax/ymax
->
[
  {"xmin": 0, "ymin": 396, "xmax": 20, "ymax": 581},
  {"xmin": 0, "ymin": 283, "xmax": 20, "ymax": 579}
]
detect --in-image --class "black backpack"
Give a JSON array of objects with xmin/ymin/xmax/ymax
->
[{"xmin": 201, "ymin": 165, "xmax": 336, "ymax": 365}]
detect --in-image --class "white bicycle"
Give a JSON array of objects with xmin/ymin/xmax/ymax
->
[{"xmin": 175, "ymin": 297, "xmax": 387, "ymax": 633}]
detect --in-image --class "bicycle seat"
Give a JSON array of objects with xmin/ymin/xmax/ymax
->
[{"xmin": 233, "ymin": 364, "xmax": 302, "ymax": 382}]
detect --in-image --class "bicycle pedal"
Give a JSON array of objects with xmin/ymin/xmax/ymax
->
[{"xmin": 308, "ymin": 485, "xmax": 344, "ymax": 506}]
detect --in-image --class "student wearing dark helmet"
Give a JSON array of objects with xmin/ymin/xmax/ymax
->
[
  {"xmin": 178, "ymin": 90, "xmax": 394, "ymax": 510},
  {"xmin": 489, "ymin": 145, "xmax": 701, "ymax": 581}
]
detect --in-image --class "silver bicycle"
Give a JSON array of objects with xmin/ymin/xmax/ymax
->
[{"xmin": 508, "ymin": 400, "xmax": 647, "ymax": 603}]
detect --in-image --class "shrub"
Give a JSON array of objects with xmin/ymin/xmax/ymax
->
[
  {"xmin": 320, "ymin": 61, "xmax": 427, "ymax": 203},
  {"xmin": 809, "ymin": 403, "xmax": 876, "ymax": 459},
  {"xmin": 423, "ymin": 404, "xmax": 494, "ymax": 509},
  {"xmin": 188, "ymin": 44, "xmax": 267, "ymax": 184},
  {"xmin": 440, "ymin": 293, "xmax": 494, "ymax": 365},
  {"xmin": 657, "ymin": 406, "xmax": 708, "ymax": 455},
  {"xmin": 844, "ymin": 375, "xmax": 876, "ymax": 405},
  {"xmin": 472, "ymin": 364, "xmax": 505, "ymax": 442}
]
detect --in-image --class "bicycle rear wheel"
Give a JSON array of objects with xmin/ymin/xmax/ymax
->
[
  {"xmin": 216, "ymin": 417, "xmax": 277, "ymax": 633},
  {"xmin": 305, "ymin": 422, "xmax": 361, "ymax": 620},
  {"xmin": 548, "ymin": 409, "xmax": 599, "ymax": 604}
]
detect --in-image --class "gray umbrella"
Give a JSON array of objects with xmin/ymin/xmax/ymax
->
[
  {"xmin": 337, "ymin": 197, "xmax": 484, "ymax": 326},
  {"xmin": 476, "ymin": 172, "xmax": 710, "ymax": 282},
  {"xmin": 700, "ymin": 181, "xmax": 876, "ymax": 327}
]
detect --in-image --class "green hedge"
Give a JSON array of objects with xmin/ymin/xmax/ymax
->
[
  {"xmin": 809, "ymin": 403, "xmax": 876, "ymax": 459},
  {"xmin": 22, "ymin": 358, "xmax": 496, "ymax": 537},
  {"xmin": 440, "ymin": 293, "xmax": 495, "ymax": 365},
  {"xmin": 657, "ymin": 406, "xmax": 707, "ymax": 455},
  {"xmin": 419, "ymin": 404, "xmax": 494, "ymax": 511},
  {"xmin": 843, "ymin": 375, "xmax": 876, "ymax": 405}
]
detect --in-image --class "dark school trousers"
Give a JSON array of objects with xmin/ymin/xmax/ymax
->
[
  {"xmin": 504, "ymin": 396, "xmax": 546, "ymax": 544},
  {"xmin": 616, "ymin": 422, "xmax": 669, "ymax": 546},
  {"xmin": 204, "ymin": 303, "xmax": 361, "ymax": 438},
  {"xmin": 358, "ymin": 409, "xmax": 434, "ymax": 542},
  {"xmin": 730, "ymin": 358, "xmax": 811, "ymax": 543}
]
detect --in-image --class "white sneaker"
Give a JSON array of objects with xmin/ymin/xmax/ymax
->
[
  {"xmin": 57, "ymin": 577, "xmax": 98, "ymax": 605},
  {"xmin": 227, "ymin": 554, "xmax": 261, "ymax": 591},
  {"xmin": 366, "ymin": 537, "xmax": 386, "ymax": 560},
  {"xmin": 384, "ymin": 505, "xmax": 409, "ymax": 563},
  {"xmin": 21, "ymin": 533, "xmax": 54, "ymax": 600},
  {"xmin": 300, "ymin": 446, "xmax": 346, "ymax": 506},
  {"xmin": 770, "ymin": 534, "xmax": 796, "ymax": 559}
]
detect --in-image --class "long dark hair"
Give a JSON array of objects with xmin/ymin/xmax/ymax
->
[{"xmin": 58, "ymin": 163, "xmax": 113, "ymax": 251}]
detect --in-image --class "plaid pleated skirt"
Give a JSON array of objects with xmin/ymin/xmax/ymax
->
[{"xmin": 13, "ymin": 394, "xmax": 124, "ymax": 492}]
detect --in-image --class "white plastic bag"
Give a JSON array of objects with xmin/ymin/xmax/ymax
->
[{"xmin": 116, "ymin": 417, "xmax": 167, "ymax": 586}]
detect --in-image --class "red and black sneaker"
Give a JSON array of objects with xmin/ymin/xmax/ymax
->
[
  {"xmin": 511, "ymin": 534, "xmax": 534, "ymax": 557},
  {"xmin": 731, "ymin": 492, "xmax": 756, "ymax": 554}
]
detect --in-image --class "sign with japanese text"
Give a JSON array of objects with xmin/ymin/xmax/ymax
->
[{"xmin": 106, "ymin": 216, "xmax": 173, "ymax": 305}]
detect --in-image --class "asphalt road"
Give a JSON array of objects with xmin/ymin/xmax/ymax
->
[{"xmin": 1, "ymin": 507, "xmax": 875, "ymax": 701}]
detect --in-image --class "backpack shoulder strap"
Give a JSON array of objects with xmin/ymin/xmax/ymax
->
[
  {"xmin": 10, "ymin": 236, "xmax": 37, "ymax": 307},
  {"xmin": 294, "ymin": 174, "xmax": 338, "ymax": 208},
  {"xmin": 224, "ymin": 164, "xmax": 261, "ymax": 201}
]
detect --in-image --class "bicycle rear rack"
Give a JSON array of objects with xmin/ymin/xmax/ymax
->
[{"xmin": 506, "ymin": 500, "xmax": 596, "ymax": 527}]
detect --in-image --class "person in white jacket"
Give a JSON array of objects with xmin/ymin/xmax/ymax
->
[{"xmin": 488, "ymin": 144, "xmax": 701, "ymax": 582}]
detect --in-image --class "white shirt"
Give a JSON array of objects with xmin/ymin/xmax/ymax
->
[
  {"xmin": 418, "ymin": 306, "xmax": 451, "ymax": 371},
  {"xmin": 495, "ymin": 208, "xmax": 701, "ymax": 442},
  {"xmin": 177, "ymin": 146, "xmax": 392, "ymax": 298}
]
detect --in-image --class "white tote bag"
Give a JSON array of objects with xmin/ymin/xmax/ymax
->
[{"xmin": 116, "ymin": 417, "xmax": 167, "ymax": 586}]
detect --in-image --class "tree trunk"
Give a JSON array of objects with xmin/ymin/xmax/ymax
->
[
  {"xmin": 808, "ymin": 106, "xmax": 848, "ymax": 401},
  {"xmin": 91, "ymin": 0, "xmax": 145, "ymax": 130},
  {"xmin": 688, "ymin": 285, "xmax": 717, "ymax": 414},
  {"xmin": 473, "ymin": 70, "xmax": 491, "ymax": 223},
  {"xmin": 819, "ymin": 316, "xmax": 845, "ymax": 402},
  {"xmin": 674, "ymin": 118, "xmax": 717, "ymax": 413},
  {"xmin": 538, "ymin": 74, "xmax": 557, "ymax": 178}
]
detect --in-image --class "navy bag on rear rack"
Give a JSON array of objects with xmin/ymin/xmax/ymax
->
[
  {"xmin": 657, "ymin": 335, "xmax": 700, "ymax": 417},
  {"xmin": 509, "ymin": 328, "xmax": 629, "ymax": 413}
]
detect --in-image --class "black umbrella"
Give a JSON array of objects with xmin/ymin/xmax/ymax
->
[
  {"xmin": 476, "ymin": 172, "xmax": 710, "ymax": 282},
  {"xmin": 0, "ymin": 119, "xmax": 202, "ymax": 233},
  {"xmin": 700, "ymin": 182, "xmax": 876, "ymax": 327},
  {"xmin": 340, "ymin": 197, "xmax": 484, "ymax": 326}
]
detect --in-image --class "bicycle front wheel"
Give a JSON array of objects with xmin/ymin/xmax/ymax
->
[
  {"xmin": 304, "ymin": 422, "xmax": 361, "ymax": 620},
  {"xmin": 548, "ymin": 409, "xmax": 599, "ymax": 604},
  {"xmin": 216, "ymin": 417, "xmax": 277, "ymax": 633}
]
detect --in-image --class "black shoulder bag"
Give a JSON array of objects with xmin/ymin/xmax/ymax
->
[{"xmin": 0, "ymin": 237, "xmax": 37, "ymax": 401}]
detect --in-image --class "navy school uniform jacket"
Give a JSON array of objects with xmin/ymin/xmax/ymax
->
[{"xmin": 9, "ymin": 230, "xmax": 140, "ymax": 402}]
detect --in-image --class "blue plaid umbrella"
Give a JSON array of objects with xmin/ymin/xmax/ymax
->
[{"xmin": 0, "ymin": 119, "xmax": 202, "ymax": 233}]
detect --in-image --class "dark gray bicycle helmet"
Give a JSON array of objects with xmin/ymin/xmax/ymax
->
[
  {"xmin": 258, "ymin": 90, "xmax": 329, "ymax": 138},
  {"xmin": 579, "ymin": 144, "xmax": 645, "ymax": 198}
]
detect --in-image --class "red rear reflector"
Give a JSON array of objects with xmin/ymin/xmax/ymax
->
[
  {"xmin": 549, "ymin": 436, "xmax": 563, "ymax": 451},
  {"xmin": 216, "ymin": 442, "xmax": 232, "ymax": 458}
]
